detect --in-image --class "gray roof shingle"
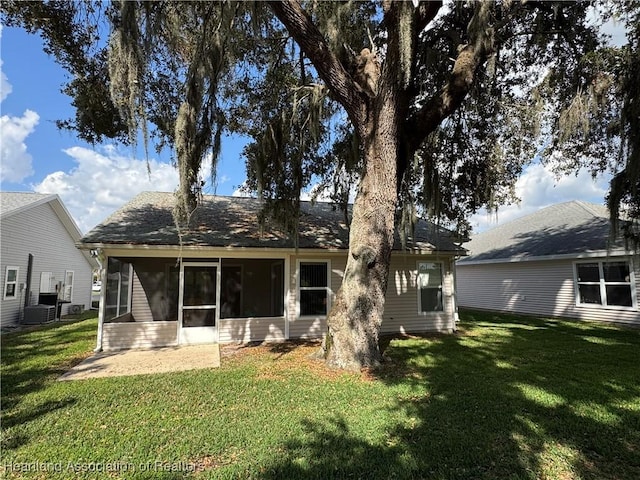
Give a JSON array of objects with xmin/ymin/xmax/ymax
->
[
  {"xmin": 458, "ymin": 200, "xmax": 631, "ymax": 263},
  {"xmin": 79, "ymin": 191, "xmax": 465, "ymax": 253},
  {"xmin": 0, "ymin": 192, "xmax": 56, "ymax": 217}
]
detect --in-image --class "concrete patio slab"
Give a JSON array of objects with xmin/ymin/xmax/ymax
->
[{"xmin": 59, "ymin": 344, "xmax": 220, "ymax": 380}]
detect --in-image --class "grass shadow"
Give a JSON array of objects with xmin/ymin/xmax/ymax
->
[
  {"xmin": 260, "ymin": 310, "xmax": 640, "ymax": 479},
  {"xmin": 1, "ymin": 319, "xmax": 96, "ymax": 421}
]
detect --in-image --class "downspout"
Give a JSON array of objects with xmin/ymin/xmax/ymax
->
[
  {"xmin": 284, "ymin": 255, "xmax": 290, "ymax": 340},
  {"xmin": 24, "ymin": 254, "xmax": 33, "ymax": 309},
  {"xmin": 92, "ymin": 249, "xmax": 106, "ymax": 352},
  {"xmin": 451, "ymin": 256, "xmax": 460, "ymax": 329},
  {"xmin": 20, "ymin": 253, "xmax": 34, "ymax": 324}
]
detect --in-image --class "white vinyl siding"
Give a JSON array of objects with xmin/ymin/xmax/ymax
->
[
  {"xmin": 102, "ymin": 322, "xmax": 178, "ymax": 350},
  {"xmin": 131, "ymin": 270, "xmax": 154, "ymax": 322},
  {"xmin": 457, "ymin": 257, "xmax": 640, "ymax": 326},
  {"xmin": 218, "ymin": 317, "xmax": 286, "ymax": 343},
  {"xmin": 383, "ymin": 255, "xmax": 456, "ymax": 334},
  {"xmin": 289, "ymin": 253, "xmax": 457, "ymax": 339},
  {"xmin": 0, "ymin": 201, "xmax": 93, "ymax": 327}
]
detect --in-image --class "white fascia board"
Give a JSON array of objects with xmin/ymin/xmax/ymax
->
[
  {"xmin": 77, "ymin": 243, "xmax": 460, "ymax": 257},
  {"xmin": 83, "ymin": 245, "xmax": 347, "ymax": 259}
]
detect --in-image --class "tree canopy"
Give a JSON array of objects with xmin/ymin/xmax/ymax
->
[
  {"xmin": 3, "ymin": 0, "xmax": 638, "ymax": 368},
  {"xmin": 3, "ymin": 1, "xmax": 637, "ymax": 235}
]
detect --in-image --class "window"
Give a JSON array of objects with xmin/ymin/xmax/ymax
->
[
  {"xmin": 105, "ymin": 258, "xmax": 132, "ymax": 321},
  {"xmin": 299, "ymin": 261, "xmax": 329, "ymax": 316},
  {"xmin": 575, "ymin": 260, "xmax": 635, "ymax": 309},
  {"xmin": 63, "ymin": 270, "xmax": 74, "ymax": 302},
  {"xmin": 4, "ymin": 266, "xmax": 19, "ymax": 299},
  {"xmin": 418, "ymin": 262, "xmax": 443, "ymax": 312}
]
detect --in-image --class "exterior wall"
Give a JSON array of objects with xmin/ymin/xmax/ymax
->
[
  {"xmin": 287, "ymin": 252, "xmax": 457, "ymax": 340},
  {"xmin": 456, "ymin": 257, "xmax": 640, "ymax": 325},
  {"xmin": 383, "ymin": 254, "xmax": 457, "ymax": 334},
  {"xmin": 98, "ymin": 249, "xmax": 459, "ymax": 348},
  {"xmin": 1, "ymin": 202, "xmax": 93, "ymax": 328},
  {"xmin": 103, "ymin": 321, "xmax": 177, "ymax": 350},
  {"xmin": 218, "ymin": 317, "xmax": 286, "ymax": 343},
  {"xmin": 287, "ymin": 252, "xmax": 345, "ymax": 339}
]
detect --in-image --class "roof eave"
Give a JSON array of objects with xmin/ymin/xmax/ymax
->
[
  {"xmin": 77, "ymin": 241, "xmax": 463, "ymax": 257},
  {"xmin": 457, "ymin": 248, "xmax": 634, "ymax": 265}
]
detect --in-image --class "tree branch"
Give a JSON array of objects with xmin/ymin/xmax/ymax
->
[
  {"xmin": 406, "ymin": 44, "xmax": 489, "ymax": 152},
  {"xmin": 406, "ymin": 1, "xmax": 494, "ymax": 151},
  {"xmin": 268, "ymin": 0, "xmax": 365, "ymax": 125},
  {"xmin": 415, "ymin": 0, "xmax": 443, "ymax": 33}
]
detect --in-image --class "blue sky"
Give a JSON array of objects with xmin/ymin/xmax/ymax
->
[
  {"xmin": 1, "ymin": 22, "xmax": 614, "ymax": 234},
  {"xmin": 1, "ymin": 25, "xmax": 249, "ymax": 232}
]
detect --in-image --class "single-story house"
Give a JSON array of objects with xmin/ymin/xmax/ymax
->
[
  {"xmin": 456, "ymin": 201, "xmax": 639, "ymax": 326},
  {"xmin": 77, "ymin": 191, "xmax": 466, "ymax": 350},
  {"xmin": 0, "ymin": 192, "xmax": 96, "ymax": 328}
]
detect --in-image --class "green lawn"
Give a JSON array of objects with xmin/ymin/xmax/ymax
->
[{"xmin": 1, "ymin": 311, "xmax": 639, "ymax": 479}]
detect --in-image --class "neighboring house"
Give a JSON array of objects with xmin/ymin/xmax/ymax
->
[
  {"xmin": 78, "ymin": 191, "xmax": 466, "ymax": 350},
  {"xmin": 456, "ymin": 201, "xmax": 639, "ymax": 326},
  {"xmin": 0, "ymin": 192, "xmax": 96, "ymax": 328}
]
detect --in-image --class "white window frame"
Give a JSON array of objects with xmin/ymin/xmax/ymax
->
[
  {"xmin": 4, "ymin": 266, "xmax": 19, "ymax": 300},
  {"xmin": 417, "ymin": 261, "xmax": 444, "ymax": 314},
  {"xmin": 123, "ymin": 264, "xmax": 134, "ymax": 316},
  {"xmin": 63, "ymin": 270, "xmax": 74, "ymax": 302},
  {"xmin": 573, "ymin": 259, "xmax": 637, "ymax": 311},
  {"xmin": 297, "ymin": 259, "xmax": 331, "ymax": 318}
]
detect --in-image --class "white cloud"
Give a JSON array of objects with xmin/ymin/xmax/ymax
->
[
  {"xmin": 0, "ymin": 26, "xmax": 12, "ymax": 102},
  {"xmin": 1, "ymin": 26, "xmax": 38, "ymax": 184},
  {"xmin": 0, "ymin": 58, "xmax": 11, "ymax": 102},
  {"xmin": 469, "ymin": 163, "xmax": 610, "ymax": 233},
  {"xmin": 231, "ymin": 182, "xmax": 253, "ymax": 197},
  {"xmin": 0, "ymin": 110, "xmax": 39, "ymax": 183},
  {"xmin": 33, "ymin": 146, "xmax": 180, "ymax": 232}
]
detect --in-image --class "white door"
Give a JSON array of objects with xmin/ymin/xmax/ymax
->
[{"xmin": 179, "ymin": 262, "xmax": 219, "ymax": 344}]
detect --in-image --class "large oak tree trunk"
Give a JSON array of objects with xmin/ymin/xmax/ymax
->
[
  {"xmin": 323, "ymin": 93, "xmax": 402, "ymax": 370},
  {"xmin": 271, "ymin": 0, "xmax": 470, "ymax": 370}
]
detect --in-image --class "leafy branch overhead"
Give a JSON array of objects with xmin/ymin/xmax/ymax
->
[{"xmin": 3, "ymin": 1, "xmax": 637, "ymax": 238}]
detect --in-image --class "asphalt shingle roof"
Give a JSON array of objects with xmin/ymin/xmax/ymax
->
[
  {"xmin": 0, "ymin": 192, "xmax": 55, "ymax": 217},
  {"xmin": 80, "ymin": 191, "xmax": 465, "ymax": 253},
  {"xmin": 459, "ymin": 200, "xmax": 630, "ymax": 263}
]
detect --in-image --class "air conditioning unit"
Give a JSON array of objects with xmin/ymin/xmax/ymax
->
[
  {"xmin": 69, "ymin": 304, "xmax": 84, "ymax": 315},
  {"xmin": 23, "ymin": 305, "xmax": 56, "ymax": 324}
]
